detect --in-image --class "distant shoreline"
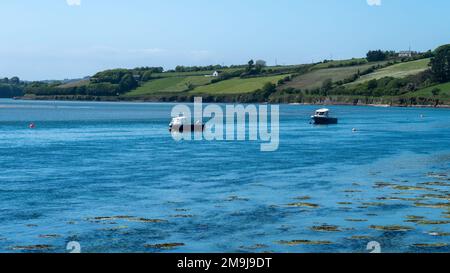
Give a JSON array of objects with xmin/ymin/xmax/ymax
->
[{"xmin": 10, "ymin": 96, "xmax": 450, "ymax": 109}]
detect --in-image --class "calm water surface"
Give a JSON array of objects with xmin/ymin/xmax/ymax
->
[{"xmin": 0, "ymin": 99, "xmax": 449, "ymax": 253}]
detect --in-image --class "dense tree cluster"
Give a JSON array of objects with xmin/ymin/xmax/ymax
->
[
  {"xmin": 366, "ymin": 50, "xmax": 388, "ymax": 62},
  {"xmin": 0, "ymin": 76, "xmax": 24, "ymax": 98},
  {"xmin": 0, "ymin": 84, "xmax": 23, "ymax": 98},
  {"xmin": 91, "ymin": 69, "xmax": 138, "ymax": 92},
  {"xmin": 431, "ymin": 44, "xmax": 450, "ymax": 83},
  {"xmin": 174, "ymin": 65, "xmax": 227, "ymax": 73}
]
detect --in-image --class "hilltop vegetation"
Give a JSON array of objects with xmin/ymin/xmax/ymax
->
[
  {"xmin": 270, "ymin": 46, "xmax": 448, "ymax": 106},
  {"xmin": 281, "ymin": 61, "xmax": 388, "ymax": 90},
  {"xmin": 0, "ymin": 77, "xmax": 25, "ymax": 98},
  {"xmin": 126, "ymin": 76, "xmax": 213, "ymax": 96},
  {"xmin": 352, "ymin": 58, "xmax": 431, "ymax": 84},
  {"xmin": 191, "ymin": 74, "xmax": 290, "ymax": 95},
  {"xmin": 15, "ymin": 44, "xmax": 450, "ymax": 106}
]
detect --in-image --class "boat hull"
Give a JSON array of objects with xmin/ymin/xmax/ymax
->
[
  {"xmin": 312, "ymin": 117, "xmax": 338, "ymax": 125},
  {"xmin": 169, "ymin": 124, "xmax": 205, "ymax": 133}
]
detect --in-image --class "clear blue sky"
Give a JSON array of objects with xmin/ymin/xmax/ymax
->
[{"xmin": 1, "ymin": 0, "xmax": 449, "ymax": 80}]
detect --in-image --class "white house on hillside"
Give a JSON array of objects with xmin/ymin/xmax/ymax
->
[
  {"xmin": 206, "ymin": 71, "xmax": 220, "ymax": 77},
  {"xmin": 398, "ymin": 51, "xmax": 413, "ymax": 58}
]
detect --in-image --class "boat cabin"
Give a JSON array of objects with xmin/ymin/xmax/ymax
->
[
  {"xmin": 170, "ymin": 116, "xmax": 187, "ymax": 126},
  {"xmin": 311, "ymin": 108, "xmax": 338, "ymax": 125},
  {"xmin": 314, "ymin": 108, "xmax": 330, "ymax": 117}
]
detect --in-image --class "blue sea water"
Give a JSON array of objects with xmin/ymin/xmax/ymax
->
[{"xmin": 0, "ymin": 98, "xmax": 449, "ymax": 253}]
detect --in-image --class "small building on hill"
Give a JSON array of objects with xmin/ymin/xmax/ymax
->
[
  {"xmin": 398, "ymin": 51, "xmax": 413, "ymax": 58},
  {"xmin": 205, "ymin": 71, "xmax": 220, "ymax": 77}
]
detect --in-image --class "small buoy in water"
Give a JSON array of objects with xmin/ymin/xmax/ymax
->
[{"xmin": 29, "ymin": 123, "xmax": 36, "ymax": 129}]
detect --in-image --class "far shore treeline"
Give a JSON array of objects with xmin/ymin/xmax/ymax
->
[{"xmin": 2, "ymin": 44, "xmax": 450, "ymax": 106}]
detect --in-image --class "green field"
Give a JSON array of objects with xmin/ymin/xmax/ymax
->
[
  {"xmin": 311, "ymin": 58, "xmax": 368, "ymax": 70},
  {"xmin": 190, "ymin": 74, "xmax": 290, "ymax": 94},
  {"xmin": 404, "ymin": 82, "xmax": 450, "ymax": 100},
  {"xmin": 125, "ymin": 76, "xmax": 213, "ymax": 96},
  {"xmin": 282, "ymin": 62, "xmax": 386, "ymax": 90},
  {"xmin": 352, "ymin": 58, "xmax": 431, "ymax": 84},
  {"xmin": 151, "ymin": 67, "xmax": 243, "ymax": 78},
  {"xmin": 58, "ymin": 79, "xmax": 90, "ymax": 88}
]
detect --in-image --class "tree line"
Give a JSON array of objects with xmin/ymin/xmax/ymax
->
[{"xmin": 0, "ymin": 76, "xmax": 24, "ymax": 98}]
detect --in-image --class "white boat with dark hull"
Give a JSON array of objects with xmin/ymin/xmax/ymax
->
[
  {"xmin": 169, "ymin": 115, "xmax": 205, "ymax": 133},
  {"xmin": 311, "ymin": 108, "xmax": 338, "ymax": 125}
]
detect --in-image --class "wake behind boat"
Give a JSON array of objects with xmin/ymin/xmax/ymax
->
[{"xmin": 311, "ymin": 108, "xmax": 338, "ymax": 125}]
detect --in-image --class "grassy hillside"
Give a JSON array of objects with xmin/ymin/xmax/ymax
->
[
  {"xmin": 151, "ymin": 68, "xmax": 242, "ymax": 78},
  {"xmin": 281, "ymin": 62, "xmax": 386, "ymax": 90},
  {"xmin": 125, "ymin": 76, "xmax": 212, "ymax": 96},
  {"xmin": 352, "ymin": 58, "xmax": 430, "ymax": 84},
  {"xmin": 190, "ymin": 74, "xmax": 289, "ymax": 94},
  {"xmin": 58, "ymin": 79, "xmax": 90, "ymax": 88},
  {"xmin": 403, "ymin": 82, "xmax": 450, "ymax": 101},
  {"xmin": 310, "ymin": 58, "xmax": 368, "ymax": 70},
  {"xmin": 20, "ymin": 47, "xmax": 447, "ymax": 106}
]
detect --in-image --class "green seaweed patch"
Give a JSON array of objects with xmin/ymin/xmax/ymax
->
[
  {"xmin": 226, "ymin": 196, "xmax": 250, "ymax": 202},
  {"xmin": 277, "ymin": 240, "xmax": 333, "ymax": 246},
  {"xmin": 87, "ymin": 216, "xmax": 131, "ymax": 221},
  {"xmin": 294, "ymin": 196, "xmax": 311, "ymax": 200},
  {"xmin": 427, "ymin": 172, "xmax": 448, "ymax": 179},
  {"xmin": 287, "ymin": 202, "xmax": 319, "ymax": 208},
  {"xmin": 348, "ymin": 236, "xmax": 372, "ymax": 240},
  {"xmin": 129, "ymin": 218, "xmax": 167, "ymax": 223},
  {"xmin": 343, "ymin": 189, "xmax": 362, "ymax": 193},
  {"xmin": 38, "ymin": 234, "xmax": 61, "ymax": 239},
  {"xmin": 415, "ymin": 220, "xmax": 450, "ymax": 225},
  {"xmin": 362, "ymin": 202, "xmax": 388, "ymax": 207},
  {"xmin": 370, "ymin": 225, "xmax": 413, "ymax": 232},
  {"xmin": 99, "ymin": 225, "xmax": 128, "ymax": 231},
  {"xmin": 345, "ymin": 219, "xmax": 368, "ymax": 222},
  {"xmin": 377, "ymin": 196, "xmax": 423, "ymax": 202},
  {"xmin": 406, "ymin": 215, "xmax": 425, "ymax": 220},
  {"xmin": 373, "ymin": 182, "xmax": 396, "ymax": 188},
  {"xmin": 311, "ymin": 225, "xmax": 341, "ymax": 232},
  {"xmin": 12, "ymin": 245, "xmax": 54, "ymax": 251},
  {"xmin": 170, "ymin": 214, "xmax": 194, "ymax": 218},
  {"xmin": 391, "ymin": 185, "xmax": 429, "ymax": 191},
  {"xmin": 420, "ymin": 181, "xmax": 450, "ymax": 187},
  {"xmin": 239, "ymin": 244, "xmax": 268, "ymax": 250},
  {"xmin": 144, "ymin": 243, "xmax": 185, "ymax": 249},
  {"xmin": 87, "ymin": 216, "xmax": 167, "ymax": 223},
  {"xmin": 420, "ymin": 194, "xmax": 450, "ymax": 201},
  {"xmin": 412, "ymin": 243, "xmax": 448, "ymax": 248},
  {"xmin": 414, "ymin": 202, "xmax": 450, "ymax": 209}
]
